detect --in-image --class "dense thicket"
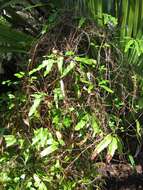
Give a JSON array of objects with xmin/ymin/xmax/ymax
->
[{"xmin": 0, "ymin": 1, "xmax": 143, "ymax": 190}]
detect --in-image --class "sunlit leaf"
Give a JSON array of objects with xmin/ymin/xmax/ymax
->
[
  {"xmin": 44, "ymin": 59, "xmax": 54, "ymax": 76},
  {"xmin": 91, "ymin": 116, "xmax": 101, "ymax": 134},
  {"xmin": 57, "ymin": 56, "xmax": 64, "ymax": 74},
  {"xmin": 14, "ymin": 72, "xmax": 25, "ymax": 78},
  {"xmin": 124, "ymin": 39, "xmax": 134, "ymax": 53},
  {"xmin": 103, "ymin": 13, "xmax": 117, "ymax": 26},
  {"xmin": 61, "ymin": 61, "xmax": 75, "ymax": 77},
  {"xmin": 136, "ymin": 120, "xmax": 142, "ymax": 138},
  {"xmin": 106, "ymin": 137, "xmax": 118, "ymax": 163},
  {"xmin": 75, "ymin": 57, "xmax": 96, "ymax": 65},
  {"xmin": 33, "ymin": 173, "xmax": 47, "ymax": 190},
  {"xmin": 128, "ymin": 154, "xmax": 135, "ymax": 166},
  {"xmin": 91, "ymin": 134, "xmax": 112, "ymax": 160},
  {"xmin": 29, "ymin": 59, "xmax": 54, "ymax": 76},
  {"xmin": 65, "ymin": 51, "xmax": 75, "ymax": 56},
  {"xmin": 75, "ymin": 114, "xmax": 89, "ymax": 131},
  {"xmin": 100, "ymin": 85, "xmax": 114, "ymax": 93},
  {"xmin": 29, "ymin": 93, "xmax": 45, "ymax": 117},
  {"xmin": 116, "ymin": 136, "xmax": 123, "ymax": 154},
  {"xmin": 40, "ymin": 143, "xmax": 58, "ymax": 157},
  {"xmin": 78, "ymin": 17, "xmax": 86, "ymax": 28},
  {"xmin": 4, "ymin": 135, "xmax": 17, "ymax": 147},
  {"xmin": 32, "ymin": 128, "xmax": 49, "ymax": 149}
]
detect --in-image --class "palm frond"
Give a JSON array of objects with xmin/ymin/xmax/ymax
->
[{"xmin": 0, "ymin": 23, "xmax": 34, "ymax": 53}]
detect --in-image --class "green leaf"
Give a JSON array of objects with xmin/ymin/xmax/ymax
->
[
  {"xmin": 116, "ymin": 136, "xmax": 123, "ymax": 154},
  {"xmin": 29, "ymin": 61, "xmax": 47, "ymax": 75},
  {"xmin": 75, "ymin": 57, "xmax": 96, "ymax": 65},
  {"xmin": 124, "ymin": 39, "xmax": 134, "ymax": 53},
  {"xmin": 61, "ymin": 61, "xmax": 75, "ymax": 77},
  {"xmin": 44, "ymin": 59, "xmax": 54, "ymax": 76},
  {"xmin": 134, "ymin": 40, "xmax": 141, "ymax": 56},
  {"xmin": 100, "ymin": 85, "xmax": 114, "ymax": 93},
  {"xmin": 75, "ymin": 114, "xmax": 89, "ymax": 131},
  {"xmin": 33, "ymin": 174, "xmax": 41, "ymax": 187},
  {"xmin": 54, "ymin": 87, "xmax": 64, "ymax": 108},
  {"xmin": 40, "ymin": 143, "xmax": 58, "ymax": 157},
  {"xmin": 29, "ymin": 59, "xmax": 54, "ymax": 76},
  {"xmin": 128, "ymin": 154, "xmax": 135, "ymax": 166},
  {"xmin": 57, "ymin": 56, "xmax": 64, "ymax": 74},
  {"xmin": 65, "ymin": 51, "xmax": 75, "ymax": 56},
  {"xmin": 106, "ymin": 137, "xmax": 118, "ymax": 163},
  {"xmin": 99, "ymin": 80, "xmax": 109, "ymax": 85},
  {"xmin": 14, "ymin": 72, "xmax": 25, "ymax": 78},
  {"xmin": 91, "ymin": 116, "xmax": 101, "ymax": 134},
  {"xmin": 136, "ymin": 120, "xmax": 142, "ymax": 138},
  {"xmin": 91, "ymin": 134, "xmax": 112, "ymax": 160},
  {"xmin": 0, "ymin": 23, "xmax": 33, "ymax": 53},
  {"xmin": 78, "ymin": 17, "xmax": 86, "ymax": 28},
  {"xmin": 39, "ymin": 182, "xmax": 47, "ymax": 190},
  {"xmin": 4, "ymin": 135, "xmax": 17, "ymax": 147},
  {"xmin": 32, "ymin": 128, "xmax": 49, "ymax": 149},
  {"xmin": 29, "ymin": 93, "xmax": 45, "ymax": 117},
  {"xmin": 33, "ymin": 173, "xmax": 47, "ymax": 190},
  {"xmin": 103, "ymin": 14, "xmax": 117, "ymax": 26}
]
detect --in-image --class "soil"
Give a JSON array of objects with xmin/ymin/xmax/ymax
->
[
  {"xmin": 105, "ymin": 175, "xmax": 143, "ymax": 190},
  {"xmin": 96, "ymin": 163, "xmax": 143, "ymax": 190}
]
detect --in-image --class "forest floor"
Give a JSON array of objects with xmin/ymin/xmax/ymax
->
[{"xmin": 97, "ymin": 163, "xmax": 143, "ymax": 189}]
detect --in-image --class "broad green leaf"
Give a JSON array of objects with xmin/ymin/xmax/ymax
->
[
  {"xmin": 4, "ymin": 135, "xmax": 17, "ymax": 147},
  {"xmin": 29, "ymin": 61, "xmax": 48, "ymax": 75},
  {"xmin": 40, "ymin": 143, "xmax": 58, "ymax": 157},
  {"xmin": 100, "ymin": 85, "xmax": 114, "ymax": 93},
  {"xmin": 29, "ymin": 59, "xmax": 54, "ymax": 76},
  {"xmin": 32, "ymin": 128, "xmax": 50, "ymax": 149},
  {"xmin": 75, "ymin": 114, "xmax": 89, "ymax": 131},
  {"xmin": 33, "ymin": 173, "xmax": 47, "ymax": 190},
  {"xmin": 44, "ymin": 59, "xmax": 54, "ymax": 76},
  {"xmin": 39, "ymin": 182, "xmax": 47, "ymax": 190},
  {"xmin": 75, "ymin": 57, "xmax": 96, "ymax": 65},
  {"xmin": 33, "ymin": 174, "xmax": 41, "ymax": 187},
  {"xmin": 61, "ymin": 61, "xmax": 75, "ymax": 77},
  {"xmin": 106, "ymin": 137, "xmax": 118, "ymax": 163},
  {"xmin": 91, "ymin": 134, "xmax": 112, "ymax": 160},
  {"xmin": 29, "ymin": 93, "xmax": 45, "ymax": 117},
  {"xmin": 91, "ymin": 116, "xmax": 101, "ymax": 134}
]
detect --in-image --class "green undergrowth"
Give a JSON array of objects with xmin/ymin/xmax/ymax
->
[{"xmin": 0, "ymin": 17, "xmax": 143, "ymax": 190}]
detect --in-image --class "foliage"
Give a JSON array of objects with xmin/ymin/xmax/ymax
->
[{"xmin": 0, "ymin": 1, "xmax": 143, "ymax": 190}]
